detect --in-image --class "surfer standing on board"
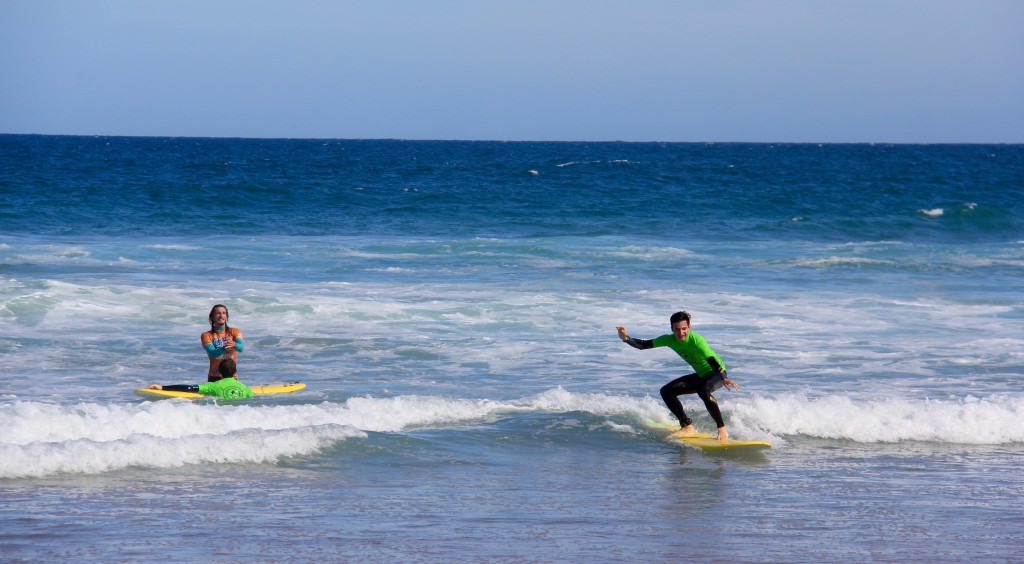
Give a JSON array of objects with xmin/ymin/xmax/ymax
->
[
  {"xmin": 202, "ymin": 304, "xmax": 244, "ymax": 382},
  {"xmin": 617, "ymin": 311, "xmax": 739, "ymax": 441}
]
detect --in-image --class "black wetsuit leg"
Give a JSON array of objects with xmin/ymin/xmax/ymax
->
[
  {"xmin": 660, "ymin": 373, "xmax": 702, "ymax": 426},
  {"xmin": 161, "ymin": 385, "xmax": 200, "ymax": 393},
  {"xmin": 696, "ymin": 372, "xmax": 727, "ymax": 429},
  {"xmin": 660, "ymin": 371, "xmax": 728, "ymax": 428}
]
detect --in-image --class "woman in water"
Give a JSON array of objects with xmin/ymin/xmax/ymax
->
[{"xmin": 201, "ymin": 304, "xmax": 244, "ymax": 382}]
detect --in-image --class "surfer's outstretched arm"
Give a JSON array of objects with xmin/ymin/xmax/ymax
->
[{"xmin": 616, "ymin": 326, "xmax": 653, "ymax": 349}]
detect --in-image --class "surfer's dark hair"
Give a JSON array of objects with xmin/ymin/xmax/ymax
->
[
  {"xmin": 670, "ymin": 311, "xmax": 691, "ymax": 326},
  {"xmin": 218, "ymin": 358, "xmax": 237, "ymax": 379},
  {"xmin": 209, "ymin": 304, "xmax": 230, "ymax": 332}
]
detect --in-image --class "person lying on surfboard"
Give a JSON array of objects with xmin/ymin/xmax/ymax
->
[
  {"xmin": 202, "ymin": 304, "xmax": 244, "ymax": 382},
  {"xmin": 617, "ymin": 311, "xmax": 739, "ymax": 441},
  {"xmin": 147, "ymin": 358, "xmax": 254, "ymax": 399}
]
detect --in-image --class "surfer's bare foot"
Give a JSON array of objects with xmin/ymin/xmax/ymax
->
[
  {"xmin": 717, "ymin": 427, "xmax": 729, "ymax": 441},
  {"xmin": 148, "ymin": 385, "xmax": 163, "ymax": 390},
  {"xmin": 670, "ymin": 424, "xmax": 698, "ymax": 438}
]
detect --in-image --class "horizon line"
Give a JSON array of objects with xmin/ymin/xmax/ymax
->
[{"xmin": 2, "ymin": 132, "xmax": 1022, "ymax": 146}]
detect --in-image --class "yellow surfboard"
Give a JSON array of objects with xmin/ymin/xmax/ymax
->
[
  {"xmin": 135, "ymin": 382, "xmax": 306, "ymax": 399},
  {"xmin": 676, "ymin": 434, "xmax": 771, "ymax": 451},
  {"xmin": 644, "ymin": 420, "xmax": 771, "ymax": 451}
]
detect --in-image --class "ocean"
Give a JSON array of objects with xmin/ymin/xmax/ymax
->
[{"xmin": 1, "ymin": 135, "xmax": 1022, "ymax": 562}]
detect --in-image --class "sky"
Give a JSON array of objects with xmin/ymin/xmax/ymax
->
[{"xmin": 1, "ymin": 1, "xmax": 1022, "ymax": 143}]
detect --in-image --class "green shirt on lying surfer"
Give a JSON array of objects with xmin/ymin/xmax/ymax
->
[
  {"xmin": 617, "ymin": 311, "xmax": 740, "ymax": 441},
  {"xmin": 147, "ymin": 358, "xmax": 254, "ymax": 399}
]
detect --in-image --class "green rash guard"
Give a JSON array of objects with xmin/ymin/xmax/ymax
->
[
  {"xmin": 651, "ymin": 331, "xmax": 726, "ymax": 378},
  {"xmin": 197, "ymin": 378, "xmax": 254, "ymax": 399}
]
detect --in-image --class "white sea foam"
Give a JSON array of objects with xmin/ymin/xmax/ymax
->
[
  {"xmin": 609, "ymin": 245, "xmax": 699, "ymax": 260},
  {"xmin": 790, "ymin": 256, "xmax": 893, "ymax": 268},
  {"xmin": 519, "ymin": 388, "xmax": 1024, "ymax": 445},
  {"xmin": 0, "ymin": 389, "xmax": 658, "ymax": 478},
  {"xmin": 5, "ymin": 388, "xmax": 1020, "ymax": 478},
  {"xmin": 0, "ymin": 426, "xmax": 359, "ymax": 479},
  {"xmin": 731, "ymin": 393, "xmax": 1024, "ymax": 444},
  {"xmin": 143, "ymin": 244, "xmax": 201, "ymax": 251},
  {"xmin": 555, "ymin": 160, "xmax": 602, "ymax": 167},
  {"xmin": 2, "ymin": 254, "xmax": 1018, "ymax": 401},
  {"xmin": 919, "ymin": 208, "xmax": 944, "ymax": 217},
  {"xmin": 0, "ymin": 393, "xmax": 543, "ymax": 478}
]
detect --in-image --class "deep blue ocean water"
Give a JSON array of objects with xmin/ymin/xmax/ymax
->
[{"xmin": 2, "ymin": 135, "xmax": 1023, "ymax": 561}]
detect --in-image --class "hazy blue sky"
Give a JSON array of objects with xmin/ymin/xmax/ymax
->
[{"xmin": 2, "ymin": 1, "xmax": 1021, "ymax": 142}]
